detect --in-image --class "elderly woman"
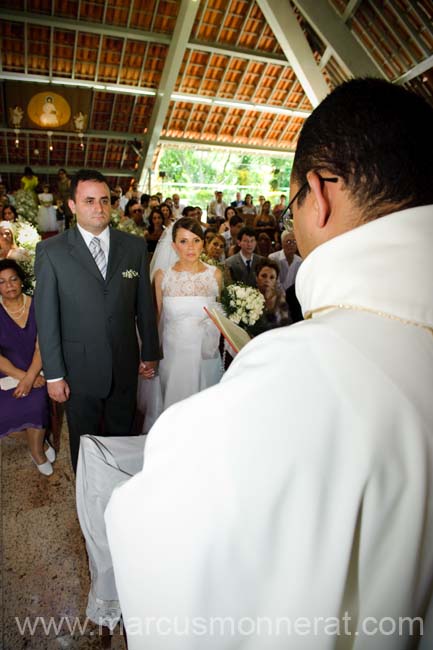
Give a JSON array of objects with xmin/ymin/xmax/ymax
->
[
  {"xmin": 0, "ymin": 260, "xmax": 54, "ymax": 475},
  {"xmin": 0, "ymin": 222, "xmax": 29, "ymax": 262}
]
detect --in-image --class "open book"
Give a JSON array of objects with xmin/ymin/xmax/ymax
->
[{"xmin": 204, "ymin": 307, "xmax": 251, "ymax": 355}]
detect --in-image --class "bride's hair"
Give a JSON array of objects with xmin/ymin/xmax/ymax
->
[{"xmin": 172, "ymin": 217, "xmax": 204, "ymax": 242}]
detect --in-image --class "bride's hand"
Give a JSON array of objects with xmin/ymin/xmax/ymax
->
[{"xmin": 139, "ymin": 360, "xmax": 158, "ymax": 379}]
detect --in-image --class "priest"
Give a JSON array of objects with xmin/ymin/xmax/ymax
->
[{"xmin": 106, "ymin": 78, "xmax": 433, "ymax": 649}]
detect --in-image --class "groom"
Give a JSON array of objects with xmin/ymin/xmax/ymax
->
[{"xmin": 35, "ymin": 169, "xmax": 160, "ymax": 471}]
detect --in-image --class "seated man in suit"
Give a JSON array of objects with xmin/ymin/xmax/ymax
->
[
  {"xmin": 230, "ymin": 191, "xmax": 244, "ymax": 208},
  {"xmin": 224, "ymin": 226, "xmax": 265, "ymax": 287}
]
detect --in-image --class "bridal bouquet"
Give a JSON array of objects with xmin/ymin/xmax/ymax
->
[{"xmin": 221, "ymin": 283, "xmax": 265, "ymax": 330}]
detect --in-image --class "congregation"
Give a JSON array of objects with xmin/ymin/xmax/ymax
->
[{"xmin": 0, "ymin": 168, "xmax": 303, "ymax": 478}]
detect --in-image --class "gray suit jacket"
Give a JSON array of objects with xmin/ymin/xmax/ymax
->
[
  {"xmin": 224, "ymin": 252, "xmax": 266, "ymax": 287},
  {"xmin": 34, "ymin": 227, "xmax": 160, "ymax": 398}
]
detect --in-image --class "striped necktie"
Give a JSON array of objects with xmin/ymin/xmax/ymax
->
[{"xmin": 89, "ymin": 236, "xmax": 107, "ymax": 278}]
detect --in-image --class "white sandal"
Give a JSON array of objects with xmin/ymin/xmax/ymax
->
[
  {"xmin": 30, "ymin": 455, "xmax": 53, "ymax": 476},
  {"xmin": 45, "ymin": 442, "xmax": 56, "ymax": 463}
]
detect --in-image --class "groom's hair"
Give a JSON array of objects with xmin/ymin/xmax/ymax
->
[
  {"xmin": 70, "ymin": 169, "xmax": 109, "ymax": 201},
  {"xmin": 172, "ymin": 217, "xmax": 204, "ymax": 242}
]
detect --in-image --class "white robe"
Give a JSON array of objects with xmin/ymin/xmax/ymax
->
[{"xmin": 105, "ymin": 205, "xmax": 433, "ymax": 649}]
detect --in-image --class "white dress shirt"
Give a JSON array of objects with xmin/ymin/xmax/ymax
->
[
  {"xmin": 269, "ymin": 250, "xmax": 302, "ymax": 290},
  {"xmin": 77, "ymin": 223, "xmax": 110, "ymax": 259}
]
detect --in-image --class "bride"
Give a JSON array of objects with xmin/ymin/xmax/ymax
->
[{"xmin": 153, "ymin": 216, "xmax": 223, "ymax": 410}]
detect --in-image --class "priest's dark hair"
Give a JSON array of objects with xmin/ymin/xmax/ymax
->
[
  {"xmin": 70, "ymin": 169, "xmax": 109, "ymax": 201},
  {"xmin": 292, "ymin": 78, "xmax": 433, "ymax": 221},
  {"xmin": 172, "ymin": 217, "xmax": 204, "ymax": 242}
]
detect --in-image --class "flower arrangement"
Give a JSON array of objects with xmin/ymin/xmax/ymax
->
[
  {"xmin": 14, "ymin": 220, "xmax": 41, "ymax": 293},
  {"xmin": 15, "ymin": 219, "xmax": 41, "ymax": 252},
  {"xmin": 14, "ymin": 190, "xmax": 39, "ymax": 227},
  {"xmin": 110, "ymin": 208, "xmax": 122, "ymax": 228},
  {"xmin": 221, "ymin": 282, "xmax": 265, "ymax": 330},
  {"xmin": 114, "ymin": 217, "xmax": 145, "ymax": 238}
]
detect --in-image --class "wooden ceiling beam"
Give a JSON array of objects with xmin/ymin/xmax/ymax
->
[
  {"xmin": 292, "ymin": 0, "xmax": 385, "ymax": 79},
  {"xmin": 189, "ymin": 40, "xmax": 287, "ymax": 65},
  {"xmin": 136, "ymin": 0, "xmax": 203, "ymax": 188},
  {"xmin": 159, "ymin": 135, "xmax": 296, "ymax": 155},
  {"xmin": 256, "ymin": 0, "xmax": 329, "ymax": 107},
  {"xmin": 0, "ymin": 10, "xmax": 170, "ymax": 45},
  {"xmin": 395, "ymin": 54, "xmax": 433, "ymax": 84}
]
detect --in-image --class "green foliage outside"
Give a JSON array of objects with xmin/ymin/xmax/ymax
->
[{"xmin": 154, "ymin": 147, "xmax": 294, "ymax": 208}]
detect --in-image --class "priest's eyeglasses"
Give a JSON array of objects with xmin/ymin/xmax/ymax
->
[{"xmin": 282, "ymin": 176, "xmax": 338, "ymax": 231}]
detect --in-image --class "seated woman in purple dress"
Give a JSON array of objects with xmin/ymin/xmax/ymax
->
[{"xmin": 0, "ymin": 260, "xmax": 54, "ymax": 476}]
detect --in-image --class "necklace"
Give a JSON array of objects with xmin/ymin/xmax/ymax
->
[
  {"xmin": 0, "ymin": 294, "xmax": 27, "ymax": 319},
  {"xmin": 304, "ymin": 303, "xmax": 433, "ymax": 337}
]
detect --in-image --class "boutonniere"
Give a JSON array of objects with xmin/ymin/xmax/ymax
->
[{"xmin": 122, "ymin": 269, "xmax": 139, "ymax": 279}]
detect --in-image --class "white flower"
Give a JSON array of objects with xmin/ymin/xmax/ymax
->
[
  {"xmin": 122, "ymin": 269, "xmax": 139, "ymax": 279},
  {"xmin": 15, "ymin": 221, "xmax": 41, "ymax": 249},
  {"xmin": 222, "ymin": 283, "xmax": 265, "ymax": 328}
]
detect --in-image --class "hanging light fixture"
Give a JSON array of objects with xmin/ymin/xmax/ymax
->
[{"xmin": 47, "ymin": 130, "xmax": 53, "ymax": 151}]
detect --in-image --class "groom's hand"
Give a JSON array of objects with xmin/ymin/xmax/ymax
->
[
  {"xmin": 47, "ymin": 379, "xmax": 70, "ymax": 402},
  {"xmin": 139, "ymin": 360, "xmax": 158, "ymax": 379}
]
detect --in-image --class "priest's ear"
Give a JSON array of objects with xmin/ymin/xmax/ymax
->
[{"xmin": 306, "ymin": 171, "xmax": 333, "ymax": 229}]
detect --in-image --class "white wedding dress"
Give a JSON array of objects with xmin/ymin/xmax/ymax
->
[{"xmin": 159, "ymin": 264, "xmax": 222, "ymax": 410}]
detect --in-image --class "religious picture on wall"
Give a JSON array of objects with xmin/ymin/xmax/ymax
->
[
  {"xmin": 40, "ymin": 96, "xmax": 59, "ymax": 126},
  {"xmin": 27, "ymin": 92, "xmax": 71, "ymax": 129},
  {"xmin": 6, "ymin": 83, "xmax": 91, "ymax": 132}
]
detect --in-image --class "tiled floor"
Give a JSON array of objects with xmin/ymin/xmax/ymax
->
[{"xmin": 0, "ymin": 425, "xmax": 126, "ymax": 649}]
